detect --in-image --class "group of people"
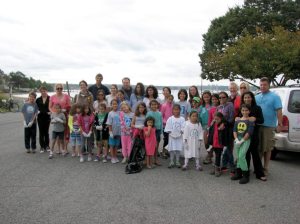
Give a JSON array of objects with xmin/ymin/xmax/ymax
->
[{"xmin": 21, "ymin": 74, "xmax": 283, "ymax": 184}]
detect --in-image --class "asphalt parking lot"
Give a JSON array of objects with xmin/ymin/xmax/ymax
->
[{"xmin": 0, "ymin": 112, "xmax": 299, "ymax": 224}]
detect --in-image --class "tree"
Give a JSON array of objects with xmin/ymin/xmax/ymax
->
[{"xmin": 200, "ymin": 0, "xmax": 300, "ymax": 85}]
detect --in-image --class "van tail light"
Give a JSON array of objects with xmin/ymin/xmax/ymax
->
[{"xmin": 281, "ymin": 115, "xmax": 289, "ymax": 132}]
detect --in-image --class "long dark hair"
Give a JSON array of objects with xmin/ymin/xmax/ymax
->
[
  {"xmin": 144, "ymin": 116, "xmax": 155, "ymax": 127},
  {"xmin": 135, "ymin": 102, "xmax": 147, "ymax": 116},
  {"xmin": 145, "ymin": 85, "xmax": 158, "ymax": 99},
  {"xmin": 241, "ymin": 91, "xmax": 257, "ymax": 107},
  {"xmin": 201, "ymin": 90, "xmax": 212, "ymax": 106},
  {"xmin": 134, "ymin": 82, "xmax": 145, "ymax": 96}
]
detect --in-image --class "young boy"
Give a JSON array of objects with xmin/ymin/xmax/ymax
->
[{"xmin": 22, "ymin": 91, "xmax": 38, "ymax": 153}]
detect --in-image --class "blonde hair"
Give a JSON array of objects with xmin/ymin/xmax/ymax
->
[
  {"xmin": 55, "ymin": 83, "xmax": 63, "ymax": 89},
  {"xmin": 120, "ymin": 101, "xmax": 131, "ymax": 112},
  {"xmin": 239, "ymin": 82, "xmax": 250, "ymax": 91}
]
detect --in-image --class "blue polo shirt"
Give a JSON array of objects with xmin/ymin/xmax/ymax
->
[{"xmin": 255, "ymin": 91, "xmax": 282, "ymax": 128}]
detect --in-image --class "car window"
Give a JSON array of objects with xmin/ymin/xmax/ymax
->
[{"xmin": 288, "ymin": 90, "xmax": 300, "ymax": 113}]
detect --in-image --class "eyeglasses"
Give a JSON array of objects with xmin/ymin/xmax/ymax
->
[{"xmin": 56, "ymin": 88, "xmax": 63, "ymax": 90}]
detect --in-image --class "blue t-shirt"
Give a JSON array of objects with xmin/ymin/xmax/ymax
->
[
  {"xmin": 255, "ymin": 91, "xmax": 282, "ymax": 128},
  {"xmin": 22, "ymin": 102, "xmax": 38, "ymax": 124},
  {"xmin": 106, "ymin": 111, "xmax": 121, "ymax": 136}
]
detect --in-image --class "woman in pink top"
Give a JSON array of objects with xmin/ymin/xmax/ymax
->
[
  {"xmin": 160, "ymin": 94, "xmax": 174, "ymax": 158},
  {"xmin": 49, "ymin": 83, "xmax": 71, "ymax": 152}
]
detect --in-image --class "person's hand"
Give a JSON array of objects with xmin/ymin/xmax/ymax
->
[
  {"xmin": 61, "ymin": 109, "xmax": 66, "ymax": 113},
  {"xmin": 74, "ymin": 128, "xmax": 80, "ymax": 133},
  {"xmin": 234, "ymin": 139, "xmax": 242, "ymax": 146},
  {"xmin": 96, "ymin": 125, "xmax": 103, "ymax": 131},
  {"xmin": 109, "ymin": 131, "xmax": 114, "ymax": 138},
  {"xmin": 87, "ymin": 131, "xmax": 92, "ymax": 137},
  {"xmin": 56, "ymin": 118, "xmax": 64, "ymax": 123},
  {"xmin": 28, "ymin": 121, "xmax": 33, "ymax": 127},
  {"xmin": 23, "ymin": 121, "xmax": 28, "ymax": 128},
  {"xmin": 82, "ymin": 132, "xmax": 88, "ymax": 137},
  {"xmin": 249, "ymin": 116, "xmax": 256, "ymax": 122}
]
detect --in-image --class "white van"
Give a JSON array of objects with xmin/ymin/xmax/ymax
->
[{"xmin": 271, "ymin": 85, "xmax": 300, "ymax": 159}]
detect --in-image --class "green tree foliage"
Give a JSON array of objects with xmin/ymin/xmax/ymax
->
[
  {"xmin": 0, "ymin": 70, "xmax": 53, "ymax": 91},
  {"xmin": 200, "ymin": 0, "xmax": 300, "ymax": 85}
]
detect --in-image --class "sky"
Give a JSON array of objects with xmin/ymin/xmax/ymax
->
[{"xmin": 0, "ymin": 0, "xmax": 245, "ymax": 86}]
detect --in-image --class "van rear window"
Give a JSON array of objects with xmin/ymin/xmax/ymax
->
[{"xmin": 288, "ymin": 90, "xmax": 300, "ymax": 113}]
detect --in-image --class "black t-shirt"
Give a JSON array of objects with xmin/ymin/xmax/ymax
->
[{"xmin": 88, "ymin": 84, "xmax": 110, "ymax": 101}]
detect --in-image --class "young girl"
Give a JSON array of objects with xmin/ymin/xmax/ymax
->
[
  {"xmin": 177, "ymin": 89, "xmax": 189, "ymax": 120},
  {"xmin": 117, "ymin": 90, "xmax": 130, "ymax": 110},
  {"xmin": 94, "ymin": 103, "xmax": 109, "ymax": 162},
  {"xmin": 231, "ymin": 104, "xmax": 254, "ymax": 184},
  {"xmin": 106, "ymin": 99, "xmax": 121, "ymax": 164},
  {"xmin": 144, "ymin": 116, "xmax": 157, "ymax": 169},
  {"xmin": 160, "ymin": 94, "xmax": 174, "ymax": 158},
  {"xmin": 93, "ymin": 89, "xmax": 108, "ymax": 112},
  {"xmin": 131, "ymin": 102, "xmax": 147, "ymax": 138},
  {"xmin": 49, "ymin": 103, "xmax": 66, "ymax": 158},
  {"xmin": 146, "ymin": 99, "xmax": 163, "ymax": 166},
  {"xmin": 204, "ymin": 93, "xmax": 220, "ymax": 164},
  {"xmin": 207, "ymin": 112, "xmax": 227, "ymax": 177},
  {"xmin": 182, "ymin": 111, "xmax": 203, "ymax": 171},
  {"xmin": 78, "ymin": 104, "xmax": 95, "ymax": 162},
  {"xmin": 165, "ymin": 104, "xmax": 185, "ymax": 168},
  {"xmin": 120, "ymin": 102, "xmax": 134, "ymax": 163},
  {"xmin": 22, "ymin": 91, "xmax": 38, "ymax": 153},
  {"xmin": 68, "ymin": 104, "xmax": 82, "ymax": 157}
]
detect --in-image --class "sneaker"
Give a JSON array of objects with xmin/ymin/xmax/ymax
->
[
  {"xmin": 87, "ymin": 156, "xmax": 92, "ymax": 162},
  {"xmin": 121, "ymin": 157, "xmax": 127, "ymax": 164},
  {"xmin": 221, "ymin": 167, "xmax": 228, "ymax": 172},
  {"xmin": 114, "ymin": 158, "xmax": 119, "ymax": 163},
  {"xmin": 48, "ymin": 153, "xmax": 53, "ymax": 159},
  {"xmin": 46, "ymin": 146, "xmax": 50, "ymax": 152},
  {"xmin": 182, "ymin": 165, "xmax": 187, "ymax": 171},
  {"xmin": 40, "ymin": 149, "xmax": 45, "ymax": 153},
  {"xmin": 94, "ymin": 156, "xmax": 100, "ymax": 162},
  {"xmin": 196, "ymin": 166, "xmax": 203, "ymax": 171},
  {"xmin": 176, "ymin": 162, "xmax": 181, "ymax": 168},
  {"xmin": 80, "ymin": 156, "xmax": 84, "ymax": 163},
  {"xmin": 71, "ymin": 153, "xmax": 76, "ymax": 157},
  {"xmin": 26, "ymin": 149, "xmax": 31, "ymax": 153},
  {"xmin": 168, "ymin": 162, "xmax": 174, "ymax": 168},
  {"xmin": 111, "ymin": 158, "xmax": 117, "ymax": 164},
  {"xmin": 32, "ymin": 150, "xmax": 36, "ymax": 154},
  {"xmin": 102, "ymin": 158, "xmax": 108, "ymax": 163}
]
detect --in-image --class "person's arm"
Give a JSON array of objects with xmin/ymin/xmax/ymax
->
[
  {"xmin": 131, "ymin": 116, "xmax": 136, "ymax": 128},
  {"xmin": 255, "ymin": 106, "xmax": 264, "ymax": 125},
  {"xmin": 276, "ymin": 108, "xmax": 283, "ymax": 132}
]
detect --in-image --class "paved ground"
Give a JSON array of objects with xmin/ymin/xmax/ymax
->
[{"xmin": 0, "ymin": 112, "xmax": 300, "ymax": 224}]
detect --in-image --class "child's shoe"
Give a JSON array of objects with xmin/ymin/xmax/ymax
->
[
  {"xmin": 168, "ymin": 162, "xmax": 174, "ymax": 168},
  {"xmin": 121, "ymin": 157, "xmax": 127, "ymax": 164},
  {"xmin": 71, "ymin": 153, "xmax": 76, "ymax": 157},
  {"xmin": 182, "ymin": 165, "xmax": 188, "ymax": 171},
  {"xmin": 215, "ymin": 167, "xmax": 222, "ymax": 177},
  {"xmin": 80, "ymin": 156, "xmax": 84, "ymax": 163},
  {"xmin": 48, "ymin": 152, "xmax": 53, "ymax": 159},
  {"xmin": 176, "ymin": 162, "xmax": 181, "ymax": 168},
  {"xmin": 87, "ymin": 156, "xmax": 92, "ymax": 162},
  {"xmin": 94, "ymin": 156, "xmax": 100, "ymax": 162},
  {"xmin": 196, "ymin": 165, "xmax": 203, "ymax": 171}
]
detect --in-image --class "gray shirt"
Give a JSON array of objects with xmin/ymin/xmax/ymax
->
[
  {"xmin": 106, "ymin": 110, "xmax": 121, "ymax": 136},
  {"xmin": 22, "ymin": 102, "xmax": 38, "ymax": 124},
  {"xmin": 51, "ymin": 112, "xmax": 66, "ymax": 132}
]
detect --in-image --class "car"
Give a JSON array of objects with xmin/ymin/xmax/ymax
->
[{"xmin": 270, "ymin": 84, "xmax": 300, "ymax": 159}]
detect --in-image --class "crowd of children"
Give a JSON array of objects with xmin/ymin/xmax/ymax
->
[{"xmin": 21, "ymin": 79, "xmax": 268, "ymax": 184}]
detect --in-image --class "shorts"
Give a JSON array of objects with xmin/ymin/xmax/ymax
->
[
  {"xmin": 52, "ymin": 131, "xmax": 64, "ymax": 140},
  {"xmin": 155, "ymin": 129, "xmax": 161, "ymax": 143},
  {"xmin": 70, "ymin": 132, "xmax": 82, "ymax": 147},
  {"xmin": 259, "ymin": 126, "xmax": 275, "ymax": 154},
  {"xmin": 109, "ymin": 136, "xmax": 120, "ymax": 147}
]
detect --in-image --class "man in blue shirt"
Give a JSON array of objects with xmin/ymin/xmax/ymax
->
[{"xmin": 255, "ymin": 77, "xmax": 283, "ymax": 175}]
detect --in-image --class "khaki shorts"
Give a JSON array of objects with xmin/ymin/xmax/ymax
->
[{"xmin": 259, "ymin": 126, "xmax": 275, "ymax": 154}]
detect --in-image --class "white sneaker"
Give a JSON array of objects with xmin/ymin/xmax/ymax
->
[
  {"xmin": 71, "ymin": 153, "xmax": 76, "ymax": 157},
  {"xmin": 80, "ymin": 156, "xmax": 84, "ymax": 163},
  {"xmin": 40, "ymin": 150, "xmax": 45, "ymax": 153},
  {"xmin": 114, "ymin": 157, "xmax": 119, "ymax": 163},
  {"xmin": 102, "ymin": 158, "xmax": 108, "ymax": 163},
  {"xmin": 121, "ymin": 157, "xmax": 127, "ymax": 164},
  {"xmin": 87, "ymin": 156, "xmax": 92, "ymax": 162},
  {"xmin": 111, "ymin": 158, "xmax": 116, "ymax": 164}
]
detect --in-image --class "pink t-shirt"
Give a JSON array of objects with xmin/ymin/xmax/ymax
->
[
  {"xmin": 208, "ymin": 106, "xmax": 217, "ymax": 127},
  {"xmin": 160, "ymin": 102, "xmax": 173, "ymax": 126},
  {"xmin": 49, "ymin": 94, "xmax": 71, "ymax": 112}
]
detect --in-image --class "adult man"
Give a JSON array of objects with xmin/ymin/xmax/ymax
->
[
  {"xmin": 88, "ymin": 73, "xmax": 110, "ymax": 101},
  {"xmin": 121, "ymin": 77, "xmax": 133, "ymax": 101},
  {"xmin": 255, "ymin": 77, "xmax": 282, "ymax": 175}
]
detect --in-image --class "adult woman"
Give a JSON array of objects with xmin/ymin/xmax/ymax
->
[
  {"xmin": 229, "ymin": 82, "xmax": 241, "ymax": 118},
  {"xmin": 93, "ymin": 89, "xmax": 108, "ymax": 112},
  {"xmin": 130, "ymin": 82, "xmax": 145, "ymax": 112},
  {"xmin": 239, "ymin": 91, "xmax": 267, "ymax": 181},
  {"xmin": 217, "ymin": 91, "xmax": 235, "ymax": 174},
  {"xmin": 106, "ymin": 84, "xmax": 118, "ymax": 109},
  {"xmin": 143, "ymin": 85, "xmax": 161, "ymax": 109},
  {"xmin": 36, "ymin": 86, "xmax": 51, "ymax": 152},
  {"xmin": 239, "ymin": 82, "xmax": 250, "ymax": 95},
  {"xmin": 74, "ymin": 80, "xmax": 94, "ymax": 112},
  {"xmin": 49, "ymin": 83, "xmax": 71, "ymax": 152}
]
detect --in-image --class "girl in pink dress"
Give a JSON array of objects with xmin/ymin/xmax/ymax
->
[{"xmin": 143, "ymin": 116, "xmax": 157, "ymax": 169}]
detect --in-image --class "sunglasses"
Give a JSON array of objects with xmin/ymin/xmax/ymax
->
[{"xmin": 56, "ymin": 88, "xmax": 63, "ymax": 90}]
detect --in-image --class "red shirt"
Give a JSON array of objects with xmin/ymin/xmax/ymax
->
[{"xmin": 213, "ymin": 123, "xmax": 223, "ymax": 148}]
